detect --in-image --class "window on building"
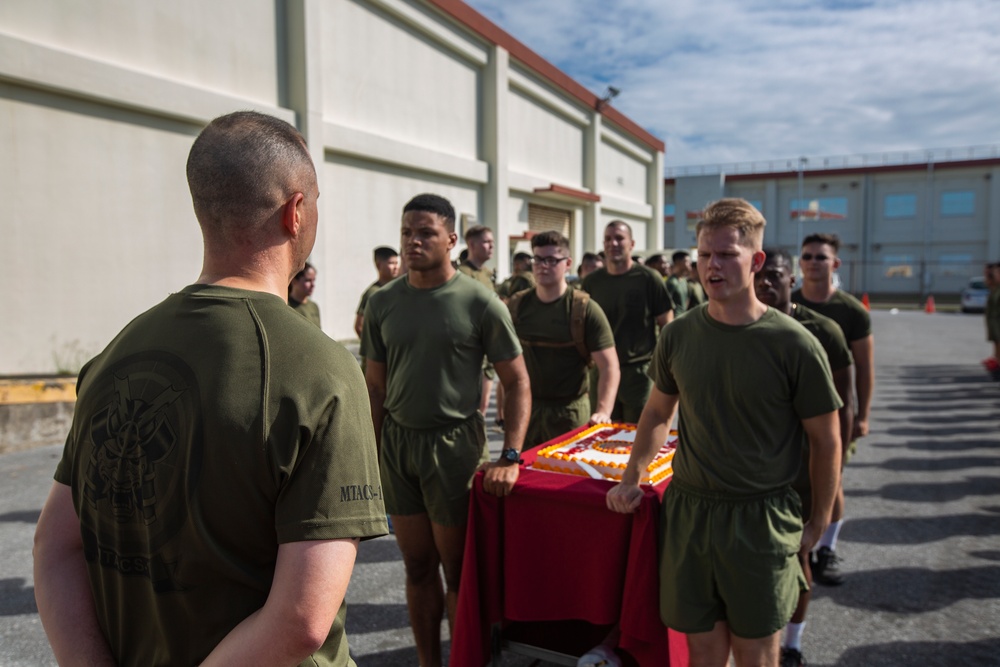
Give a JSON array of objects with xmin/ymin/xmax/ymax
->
[
  {"xmin": 882, "ymin": 254, "xmax": 914, "ymax": 279},
  {"xmin": 747, "ymin": 199, "xmax": 763, "ymax": 213},
  {"xmin": 664, "ymin": 203, "xmax": 676, "ymax": 218},
  {"xmin": 789, "ymin": 197, "xmax": 848, "ymax": 221},
  {"xmin": 884, "ymin": 194, "xmax": 916, "ymax": 219},
  {"xmin": 940, "ymin": 191, "xmax": 975, "ymax": 216}
]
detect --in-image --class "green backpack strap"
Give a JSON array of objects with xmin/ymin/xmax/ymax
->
[{"xmin": 569, "ymin": 288, "xmax": 592, "ymax": 363}]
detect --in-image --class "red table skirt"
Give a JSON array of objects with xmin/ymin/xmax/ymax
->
[{"xmin": 450, "ymin": 428, "xmax": 688, "ymax": 666}]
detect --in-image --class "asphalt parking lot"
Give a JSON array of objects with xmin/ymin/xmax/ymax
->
[{"xmin": 2, "ymin": 308, "xmax": 999, "ymax": 666}]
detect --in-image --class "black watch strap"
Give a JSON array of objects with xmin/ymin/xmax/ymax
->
[{"xmin": 499, "ymin": 448, "xmax": 523, "ymax": 464}]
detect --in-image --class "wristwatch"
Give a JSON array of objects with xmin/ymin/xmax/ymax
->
[{"xmin": 499, "ymin": 448, "xmax": 523, "ymax": 465}]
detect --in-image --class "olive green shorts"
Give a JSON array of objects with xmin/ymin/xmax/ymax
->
[
  {"xmin": 482, "ymin": 358, "xmax": 496, "ymax": 381},
  {"xmin": 659, "ymin": 481, "xmax": 807, "ymax": 639},
  {"xmin": 525, "ymin": 394, "xmax": 591, "ymax": 448},
  {"xmin": 612, "ymin": 361, "xmax": 652, "ymax": 423},
  {"xmin": 380, "ymin": 413, "xmax": 489, "ymax": 526}
]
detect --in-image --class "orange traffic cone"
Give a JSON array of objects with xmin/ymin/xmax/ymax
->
[
  {"xmin": 924, "ymin": 295, "xmax": 936, "ymax": 314},
  {"xmin": 861, "ymin": 293, "xmax": 870, "ymax": 311}
]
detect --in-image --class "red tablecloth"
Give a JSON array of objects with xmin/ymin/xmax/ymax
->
[{"xmin": 450, "ymin": 428, "xmax": 688, "ymax": 666}]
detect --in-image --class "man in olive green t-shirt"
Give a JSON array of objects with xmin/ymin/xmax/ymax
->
[
  {"xmin": 353, "ymin": 245, "xmax": 400, "ymax": 338},
  {"xmin": 497, "ymin": 252, "xmax": 536, "ymax": 299},
  {"xmin": 581, "ymin": 220, "xmax": 673, "ymax": 422},
  {"xmin": 757, "ymin": 248, "xmax": 854, "ymax": 666},
  {"xmin": 458, "ymin": 224, "xmax": 500, "ymax": 417},
  {"xmin": 34, "ymin": 112, "xmax": 387, "ymax": 667},
  {"xmin": 792, "ymin": 232, "xmax": 874, "ymax": 587},
  {"xmin": 362, "ymin": 194, "xmax": 530, "ymax": 667},
  {"xmin": 289, "ymin": 261, "xmax": 322, "ymax": 328},
  {"xmin": 608, "ymin": 199, "xmax": 842, "ymax": 667},
  {"xmin": 509, "ymin": 231, "xmax": 620, "ymax": 447}
]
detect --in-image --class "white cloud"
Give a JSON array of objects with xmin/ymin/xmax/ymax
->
[{"xmin": 464, "ymin": 0, "xmax": 1000, "ymax": 169}]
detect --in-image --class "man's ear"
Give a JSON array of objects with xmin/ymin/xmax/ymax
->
[
  {"xmin": 832, "ymin": 255, "xmax": 842, "ymax": 270},
  {"xmin": 750, "ymin": 250, "xmax": 767, "ymax": 273},
  {"xmin": 448, "ymin": 232, "xmax": 458, "ymax": 251},
  {"xmin": 281, "ymin": 192, "xmax": 305, "ymax": 236}
]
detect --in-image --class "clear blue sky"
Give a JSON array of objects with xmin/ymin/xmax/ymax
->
[{"xmin": 464, "ymin": 0, "xmax": 1000, "ymax": 170}]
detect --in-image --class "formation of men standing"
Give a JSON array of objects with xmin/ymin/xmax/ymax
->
[{"xmin": 33, "ymin": 108, "xmax": 874, "ymax": 667}]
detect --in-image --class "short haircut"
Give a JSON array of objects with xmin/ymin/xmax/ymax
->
[
  {"xmin": 696, "ymin": 198, "xmax": 766, "ymax": 249},
  {"xmin": 531, "ymin": 230, "xmax": 570, "ymax": 253},
  {"xmin": 373, "ymin": 246, "xmax": 398, "ymax": 263},
  {"xmin": 464, "ymin": 224, "xmax": 493, "ymax": 243},
  {"xmin": 293, "ymin": 262, "xmax": 315, "ymax": 281},
  {"xmin": 187, "ymin": 111, "xmax": 314, "ymax": 236},
  {"xmin": 671, "ymin": 250, "xmax": 690, "ymax": 263},
  {"xmin": 646, "ymin": 253, "xmax": 666, "ymax": 266},
  {"xmin": 605, "ymin": 220, "xmax": 633, "ymax": 238},
  {"xmin": 403, "ymin": 193, "xmax": 456, "ymax": 231},
  {"xmin": 513, "ymin": 251, "xmax": 533, "ymax": 261},
  {"xmin": 762, "ymin": 247, "xmax": 793, "ymax": 268},
  {"xmin": 802, "ymin": 233, "xmax": 841, "ymax": 253}
]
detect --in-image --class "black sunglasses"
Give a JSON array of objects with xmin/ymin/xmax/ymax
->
[{"xmin": 801, "ymin": 253, "xmax": 830, "ymax": 261}]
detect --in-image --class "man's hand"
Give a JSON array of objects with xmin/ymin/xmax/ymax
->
[
  {"xmin": 800, "ymin": 518, "xmax": 828, "ymax": 556},
  {"xmin": 479, "ymin": 461, "xmax": 519, "ymax": 497},
  {"xmin": 851, "ymin": 417, "xmax": 869, "ymax": 440},
  {"xmin": 589, "ymin": 411, "xmax": 612, "ymax": 425},
  {"xmin": 606, "ymin": 482, "xmax": 644, "ymax": 513}
]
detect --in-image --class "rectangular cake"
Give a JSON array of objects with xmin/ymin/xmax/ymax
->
[{"xmin": 531, "ymin": 423, "xmax": 676, "ymax": 484}]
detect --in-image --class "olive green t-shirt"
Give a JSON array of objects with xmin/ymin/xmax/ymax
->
[
  {"xmin": 289, "ymin": 297, "xmax": 322, "ymax": 328},
  {"xmin": 652, "ymin": 304, "xmax": 843, "ymax": 494},
  {"xmin": 356, "ymin": 280, "xmax": 388, "ymax": 316},
  {"xmin": 511, "ymin": 288, "xmax": 615, "ymax": 401},
  {"xmin": 458, "ymin": 260, "xmax": 495, "ymax": 292},
  {"xmin": 361, "ymin": 272, "xmax": 522, "ymax": 429},
  {"xmin": 791, "ymin": 288, "xmax": 871, "ymax": 343},
  {"xmin": 987, "ymin": 288, "xmax": 1000, "ymax": 342},
  {"xmin": 55, "ymin": 284, "xmax": 387, "ymax": 667},
  {"xmin": 790, "ymin": 303, "xmax": 853, "ymax": 372},
  {"xmin": 666, "ymin": 275, "xmax": 690, "ymax": 315},
  {"xmin": 581, "ymin": 264, "xmax": 673, "ymax": 367}
]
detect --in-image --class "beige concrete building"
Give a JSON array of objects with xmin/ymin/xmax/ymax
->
[{"xmin": 0, "ymin": 0, "xmax": 664, "ymax": 375}]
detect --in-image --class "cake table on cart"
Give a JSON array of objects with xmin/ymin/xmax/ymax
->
[{"xmin": 450, "ymin": 423, "xmax": 689, "ymax": 667}]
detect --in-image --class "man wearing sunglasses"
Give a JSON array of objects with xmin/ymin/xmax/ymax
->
[
  {"xmin": 792, "ymin": 232, "xmax": 873, "ymax": 587},
  {"xmin": 507, "ymin": 231, "xmax": 621, "ymax": 447}
]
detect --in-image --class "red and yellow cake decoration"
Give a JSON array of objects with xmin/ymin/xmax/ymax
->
[{"xmin": 531, "ymin": 423, "xmax": 676, "ymax": 484}]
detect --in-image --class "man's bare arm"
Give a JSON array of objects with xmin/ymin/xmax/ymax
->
[
  {"xmin": 832, "ymin": 366, "xmax": 854, "ymax": 461},
  {"xmin": 851, "ymin": 334, "xmax": 874, "ymax": 439},
  {"xmin": 655, "ymin": 310, "xmax": 673, "ymax": 328},
  {"xmin": 201, "ymin": 538, "xmax": 359, "ymax": 666},
  {"xmin": 480, "ymin": 355, "xmax": 531, "ymax": 497},
  {"xmin": 365, "ymin": 360, "xmax": 388, "ymax": 450},
  {"xmin": 353, "ymin": 314, "xmax": 364, "ymax": 339},
  {"xmin": 589, "ymin": 347, "xmax": 620, "ymax": 424},
  {"xmin": 34, "ymin": 482, "xmax": 116, "ymax": 666},
  {"xmin": 800, "ymin": 410, "xmax": 842, "ymax": 553},
  {"xmin": 606, "ymin": 387, "xmax": 678, "ymax": 513}
]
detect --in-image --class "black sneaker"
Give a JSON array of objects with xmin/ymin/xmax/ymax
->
[
  {"xmin": 780, "ymin": 647, "xmax": 806, "ymax": 667},
  {"xmin": 811, "ymin": 546, "xmax": 844, "ymax": 586}
]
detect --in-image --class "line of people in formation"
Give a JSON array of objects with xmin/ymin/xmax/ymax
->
[
  {"xmin": 292, "ymin": 194, "xmax": 872, "ymax": 667},
  {"xmin": 33, "ymin": 112, "xmax": 873, "ymax": 667}
]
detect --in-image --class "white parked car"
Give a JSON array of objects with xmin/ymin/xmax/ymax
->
[{"xmin": 961, "ymin": 278, "xmax": 990, "ymax": 313}]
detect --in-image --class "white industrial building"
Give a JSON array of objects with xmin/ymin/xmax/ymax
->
[
  {"xmin": 0, "ymin": 0, "xmax": 665, "ymax": 375},
  {"xmin": 664, "ymin": 149, "xmax": 1000, "ymax": 297}
]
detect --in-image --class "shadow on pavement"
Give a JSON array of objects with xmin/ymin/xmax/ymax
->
[
  {"xmin": 851, "ymin": 455, "xmax": 1000, "ymax": 471},
  {"xmin": 356, "ymin": 538, "xmax": 403, "ymax": 564},
  {"xmin": 847, "ymin": 476, "xmax": 1000, "ymax": 503},
  {"xmin": 0, "ymin": 509, "xmax": 41, "ymax": 524},
  {"xmin": 841, "ymin": 512, "xmax": 1000, "ymax": 543},
  {"xmin": 0, "ymin": 578, "xmax": 37, "ymax": 616},
  {"xmin": 812, "ymin": 565, "xmax": 1000, "ymax": 612},
  {"xmin": 345, "ymin": 602, "xmax": 411, "ymax": 633},
  {"xmin": 815, "ymin": 637, "xmax": 1000, "ymax": 667}
]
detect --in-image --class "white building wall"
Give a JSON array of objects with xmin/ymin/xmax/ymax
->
[{"xmin": 0, "ymin": 0, "xmax": 664, "ymax": 374}]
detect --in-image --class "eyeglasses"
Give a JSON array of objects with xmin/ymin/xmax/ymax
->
[
  {"xmin": 533, "ymin": 255, "xmax": 569, "ymax": 267},
  {"xmin": 800, "ymin": 253, "xmax": 830, "ymax": 262}
]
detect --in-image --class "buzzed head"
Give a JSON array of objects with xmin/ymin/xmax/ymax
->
[
  {"xmin": 186, "ymin": 111, "xmax": 316, "ymax": 237},
  {"xmin": 696, "ymin": 198, "xmax": 766, "ymax": 250}
]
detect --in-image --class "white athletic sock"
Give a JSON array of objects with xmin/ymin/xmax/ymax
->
[
  {"xmin": 784, "ymin": 621, "xmax": 806, "ymax": 650},
  {"xmin": 818, "ymin": 519, "xmax": 843, "ymax": 550}
]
